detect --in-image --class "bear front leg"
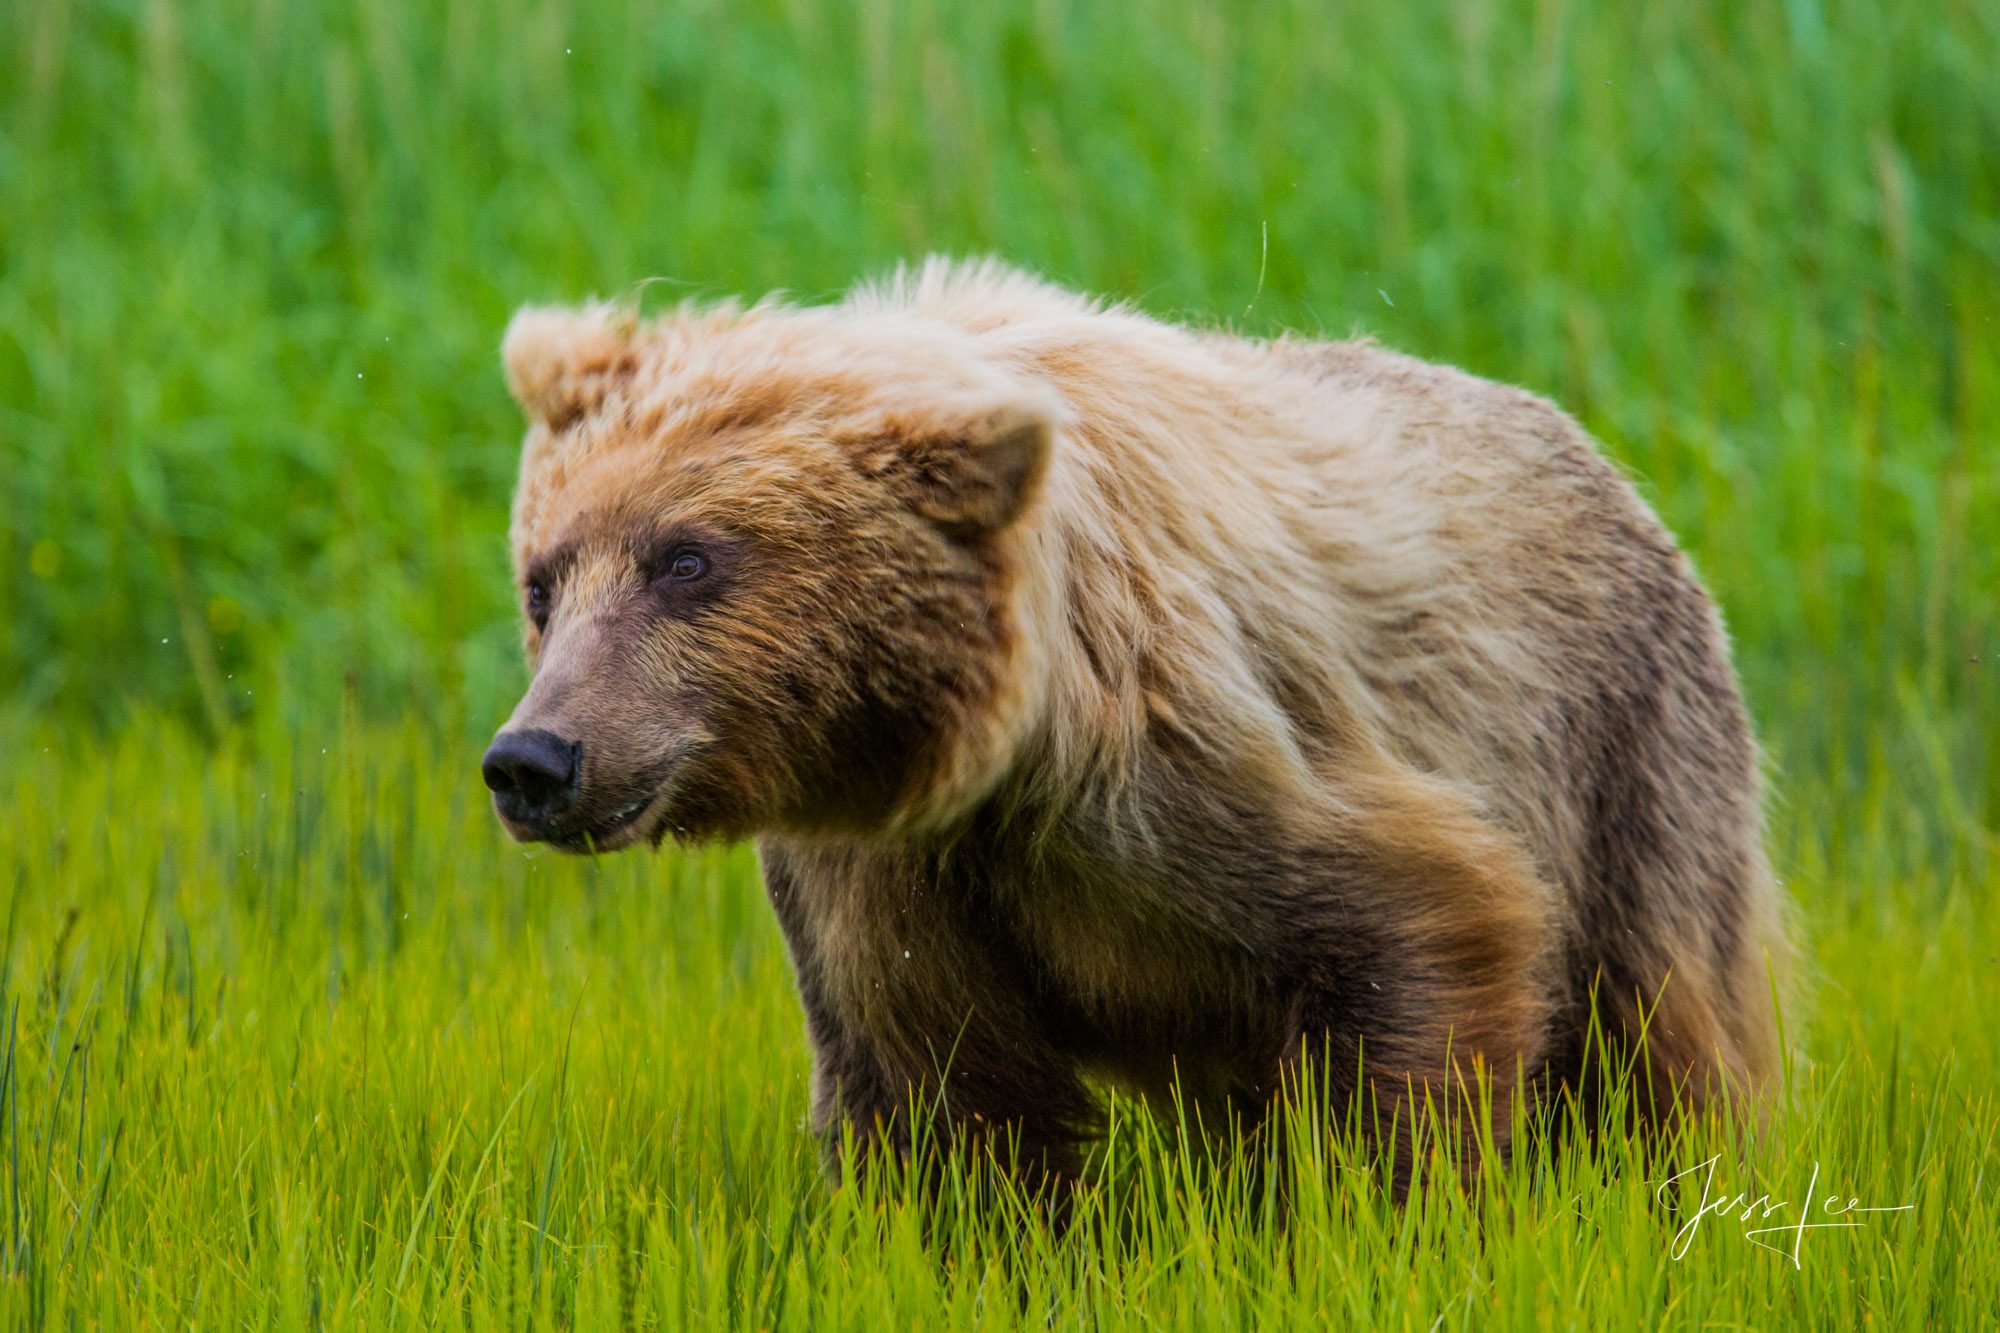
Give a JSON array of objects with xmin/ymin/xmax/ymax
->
[
  {"xmin": 1265, "ymin": 768, "xmax": 1559, "ymax": 1189},
  {"xmin": 758, "ymin": 840, "xmax": 1097, "ymax": 1194}
]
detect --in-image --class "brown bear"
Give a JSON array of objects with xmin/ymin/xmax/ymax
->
[{"xmin": 482, "ymin": 258, "xmax": 1785, "ymax": 1187}]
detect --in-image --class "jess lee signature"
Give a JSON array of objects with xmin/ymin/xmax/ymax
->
[{"xmin": 1654, "ymin": 1156, "xmax": 1913, "ymax": 1267}]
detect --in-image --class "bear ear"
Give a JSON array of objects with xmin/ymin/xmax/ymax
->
[
  {"xmin": 854, "ymin": 398, "xmax": 1057, "ymax": 537},
  {"xmin": 501, "ymin": 303, "xmax": 639, "ymax": 430}
]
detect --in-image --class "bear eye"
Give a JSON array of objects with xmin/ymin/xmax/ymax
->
[
  {"xmin": 667, "ymin": 551, "xmax": 706, "ymax": 581},
  {"xmin": 526, "ymin": 582, "xmax": 550, "ymax": 617}
]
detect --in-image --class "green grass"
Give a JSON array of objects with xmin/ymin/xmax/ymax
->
[
  {"xmin": 2, "ymin": 720, "xmax": 1995, "ymax": 1329},
  {"xmin": 1, "ymin": 0, "xmax": 1996, "ymax": 1326}
]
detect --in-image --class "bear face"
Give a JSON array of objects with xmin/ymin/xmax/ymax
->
[{"xmin": 484, "ymin": 303, "xmax": 1061, "ymax": 851}]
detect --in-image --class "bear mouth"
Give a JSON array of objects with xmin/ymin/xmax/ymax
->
[
  {"xmin": 560, "ymin": 787, "xmax": 664, "ymax": 852},
  {"xmin": 531, "ymin": 735, "xmax": 706, "ymax": 855}
]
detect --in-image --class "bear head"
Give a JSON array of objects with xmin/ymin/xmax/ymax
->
[{"xmin": 481, "ymin": 297, "xmax": 1064, "ymax": 851}]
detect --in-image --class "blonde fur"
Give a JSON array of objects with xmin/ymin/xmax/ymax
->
[{"xmin": 492, "ymin": 258, "xmax": 1787, "ymax": 1185}]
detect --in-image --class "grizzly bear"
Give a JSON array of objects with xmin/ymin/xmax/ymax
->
[{"xmin": 482, "ymin": 259, "xmax": 1785, "ymax": 1187}]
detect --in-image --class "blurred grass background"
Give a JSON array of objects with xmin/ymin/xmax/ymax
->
[
  {"xmin": 4, "ymin": 0, "xmax": 1996, "ymax": 878},
  {"xmin": 1, "ymin": 0, "xmax": 1997, "ymax": 1326}
]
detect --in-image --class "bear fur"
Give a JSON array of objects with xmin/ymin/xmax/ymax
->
[{"xmin": 489, "ymin": 259, "xmax": 1786, "ymax": 1185}]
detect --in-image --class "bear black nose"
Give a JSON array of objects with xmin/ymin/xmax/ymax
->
[{"xmin": 482, "ymin": 729, "xmax": 581, "ymax": 828}]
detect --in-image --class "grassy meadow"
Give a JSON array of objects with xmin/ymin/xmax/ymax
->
[{"xmin": 2, "ymin": 0, "xmax": 1997, "ymax": 1327}]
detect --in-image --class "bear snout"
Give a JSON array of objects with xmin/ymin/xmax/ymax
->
[{"xmin": 482, "ymin": 728, "xmax": 582, "ymax": 834}]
